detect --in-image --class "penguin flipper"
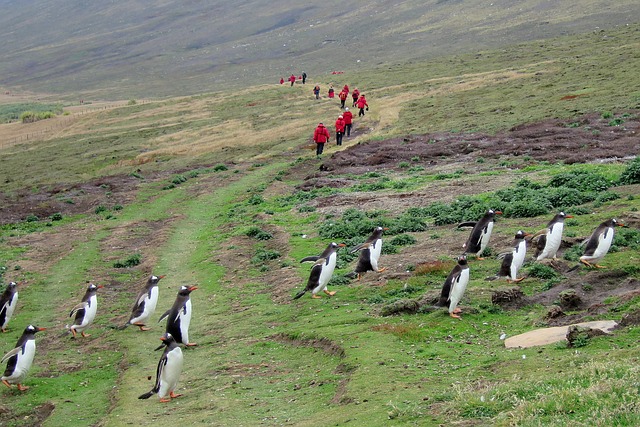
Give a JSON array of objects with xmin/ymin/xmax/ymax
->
[
  {"xmin": 1, "ymin": 346, "xmax": 22, "ymax": 364},
  {"xmin": 300, "ymin": 256, "xmax": 320, "ymax": 263},
  {"xmin": 69, "ymin": 301, "xmax": 89, "ymax": 317},
  {"xmin": 158, "ymin": 309, "xmax": 171, "ymax": 323},
  {"xmin": 350, "ymin": 243, "xmax": 370, "ymax": 254},
  {"xmin": 458, "ymin": 221, "xmax": 477, "ymax": 228}
]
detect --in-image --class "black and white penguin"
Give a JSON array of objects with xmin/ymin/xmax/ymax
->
[
  {"xmin": 438, "ymin": 256, "xmax": 470, "ymax": 319},
  {"xmin": 350, "ymin": 227, "xmax": 388, "ymax": 280},
  {"xmin": 1, "ymin": 325, "xmax": 46, "ymax": 391},
  {"xmin": 533, "ymin": 212, "xmax": 573, "ymax": 261},
  {"xmin": 124, "ymin": 275, "xmax": 165, "ymax": 331},
  {"xmin": 158, "ymin": 286, "xmax": 197, "ymax": 346},
  {"xmin": 294, "ymin": 242, "xmax": 345, "ymax": 299},
  {"xmin": 138, "ymin": 332, "xmax": 184, "ymax": 402},
  {"xmin": 460, "ymin": 210, "xmax": 502, "ymax": 259},
  {"xmin": 0, "ymin": 282, "xmax": 18, "ymax": 333},
  {"xmin": 580, "ymin": 218, "xmax": 624, "ymax": 268},
  {"xmin": 69, "ymin": 283, "xmax": 103, "ymax": 338},
  {"xmin": 497, "ymin": 231, "xmax": 530, "ymax": 282}
]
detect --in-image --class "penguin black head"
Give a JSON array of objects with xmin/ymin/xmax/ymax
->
[
  {"xmin": 557, "ymin": 212, "xmax": 573, "ymax": 220},
  {"xmin": 149, "ymin": 275, "xmax": 165, "ymax": 285},
  {"xmin": 457, "ymin": 255, "xmax": 468, "ymax": 265},
  {"xmin": 7, "ymin": 281, "xmax": 17, "ymax": 291},
  {"xmin": 87, "ymin": 283, "xmax": 103, "ymax": 292},
  {"xmin": 178, "ymin": 285, "xmax": 198, "ymax": 296},
  {"xmin": 330, "ymin": 242, "xmax": 346, "ymax": 250},
  {"xmin": 24, "ymin": 325, "xmax": 46, "ymax": 334},
  {"xmin": 515, "ymin": 230, "xmax": 529, "ymax": 239},
  {"xmin": 155, "ymin": 332, "xmax": 177, "ymax": 350}
]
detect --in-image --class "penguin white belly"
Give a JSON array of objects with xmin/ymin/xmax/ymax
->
[
  {"xmin": 448, "ymin": 269, "xmax": 470, "ymax": 313},
  {"xmin": 3, "ymin": 341, "xmax": 35, "ymax": 383},
  {"xmin": 510, "ymin": 242, "xmax": 527, "ymax": 280},
  {"xmin": 537, "ymin": 223, "xmax": 564, "ymax": 260},
  {"xmin": 158, "ymin": 348, "xmax": 183, "ymax": 398},
  {"xmin": 317, "ymin": 253, "xmax": 337, "ymax": 292},
  {"xmin": 370, "ymin": 239, "xmax": 383, "ymax": 270},
  {"xmin": 479, "ymin": 222, "xmax": 494, "ymax": 254},
  {"xmin": 74, "ymin": 295, "xmax": 98, "ymax": 332},
  {"xmin": 2, "ymin": 293, "xmax": 18, "ymax": 329},
  {"xmin": 588, "ymin": 228, "xmax": 614, "ymax": 261},
  {"xmin": 130, "ymin": 288, "xmax": 158, "ymax": 325},
  {"xmin": 178, "ymin": 300, "xmax": 192, "ymax": 344}
]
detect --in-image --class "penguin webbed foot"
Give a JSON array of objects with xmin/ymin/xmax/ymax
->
[
  {"xmin": 2, "ymin": 379, "xmax": 12, "ymax": 389},
  {"xmin": 185, "ymin": 342, "xmax": 198, "ymax": 347},
  {"xmin": 324, "ymin": 290, "xmax": 336, "ymax": 296},
  {"xmin": 311, "ymin": 294, "xmax": 322, "ymax": 299},
  {"xmin": 377, "ymin": 267, "xmax": 387, "ymax": 273},
  {"xmin": 449, "ymin": 313, "xmax": 462, "ymax": 319},
  {"xmin": 169, "ymin": 391, "xmax": 182, "ymax": 398},
  {"xmin": 17, "ymin": 384, "xmax": 29, "ymax": 391}
]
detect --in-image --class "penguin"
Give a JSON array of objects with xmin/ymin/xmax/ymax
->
[
  {"xmin": 1, "ymin": 325, "xmax": 46, "ymax": 391},
  {"xmin": 158, "ymin": 286, "xmax": 198, "ymax": 346},
  {"xmin": 350, "ymin": 227, "xmax": 388, "ymax": 280},
  {"xmin": 497, "ymin": 231, "xmax": 530, "ymax": 282},
  {"xmin": 438, "ymin": 256, "xmax": 470, "ymax": 319},
  {"xmin": 533, "ymin": 212, "xmax": 573, "ymax": 261},
  {"xmin": 580, "ymin": 218, "xmax": 624, "ymax": 268},
  {"xmin": 460, "ymin": 210, "xmax": 502, "ymax": 259},
  {"xmin": 124, "ymin": 275, "xmax": 165, "ymax": 331},
  {"xmin": 294, "ymin": 242, "xmax": 345, "ymax": 299},
  {"xmin": 0, "ymin": 282, "xmax": 18, "ymax": 333},
  {"xmin": 138, "ymin": 332, "xmax": 184, "ymax": 402},
  {"xmin": 69, "ymin": 283, "xmax": 103, "ymax": 338}
]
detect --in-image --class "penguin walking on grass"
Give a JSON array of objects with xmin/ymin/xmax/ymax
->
[
  {"xmin": 138, "ymin": 333, "xmax": 184, "ymax": 402},
  {"xmin": 1, "ymin": 325, "xmax": 46, "ymax": 391},
  {"xmin": 580, "ymin": 218, "xmax": 624, "ymax": 268},
  {"xmin": 124, "ymin": 275, "xmax": 165, "ymax": 331},
  {"xmin": 438, "ymin": 256, "xmax": 470, "ymax": 319},
  {"xmin": 69, "ymin": 283, "xmax": 103, "ymax": 338},
  {"xmin": 159, "ymin": 286, "xmax": 197, "ymax": 346},
  {"xmin": 460, "ymin": 210, "xmax": 502, "ymax": 259},
  {"xmin": 350, "ymin": 227, "xmax": 388, "ymax": 280},
  {"xmin": 497, "ymin": 231, "xmax": 530, "ymax": 282},
  {"xmin": 533, "ymin": 212, "xmax": 572, "ymax": 261},
  {"xmin": 0, "ymin": 282, "xmax": 18, "ymax": 333},
  {"xmin": 294, "ymin": 242, "xmax": 345, "ymax": 299}
]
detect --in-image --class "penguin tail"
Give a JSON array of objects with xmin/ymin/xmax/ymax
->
[
  {"xmin": 344, "ymin": 271, "xmax": 358, "ymax": 279},
  {"xmin": 116, "ymin": 323, "xmax": 130, "ymax": 331},
  {"xmin": 293, "ymin": 290, "xmax": 307, "ymax": 300},
  {"xmin": 58, "ymin": 328, "xmax": 71, "ymax": 338},
  {"xmin": 138, "ymin": 391, "xmax": 155, "ymax": 400}
]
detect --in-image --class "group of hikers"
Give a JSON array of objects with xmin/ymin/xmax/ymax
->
[{"xmin": 312, "ymin": 83, "xmax": 369, "ymax": 156}]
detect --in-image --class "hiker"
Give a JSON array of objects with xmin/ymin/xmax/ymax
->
[
  {"xmin": 352, "ymin": 88, "xmax": 360, "ymax": 107},
  {"xmin": 335, "ymin": 115, "xmax": 346, "ymax": 146},
  {"xmin": 338, "ymin": 90, "xmax": 348, "ymax": 109},
  {"xmin": 279, "ymin": 77, "xmax": 285, "ymax": 85},
  {"xmin": 289, "ymin": 74, "xmax": 296, "ymax": 86},
  {"xmin": 328, "ymin": 85, "xmax": 335, "ymax": 98},
  {"xmin": 313, "ymin": 122, "xmax": 330, "ymax": 156},
  {"xmin": 313, "ymin": 85, "xmax": 321, "ymax": 99},
  {"xmin": 356, "ymin": 94, "xmax": 368, "ymax": 117},
  {"xmin": 342, "ymin": 84, "xmax": 349, "ymax": 95},
  {"xmin": 302, "ymin": 72, "xmax": 307, "ymax": 84},
  {"xmin": 343, "ymin": 108, "xmax": 353, "ymax": 137}
]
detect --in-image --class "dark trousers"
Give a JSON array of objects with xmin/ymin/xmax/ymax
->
[
  {"xmin": 316, "ymin": 142, "xmax": 325, "ymax": 155},
  {"xmin": 336, "ymin": 132, "xmax": 343, "ymax": 146},
  {"xmin": 340, "ymin": 99, "xmax": 345, "ymax": 108},
  {"xmin": 345, "ymin": 123, "xmax": 352, "ymax": 136},
  {"xmin": 359, "ymin": 108, "xmax": 365, "ymax": 117},
  {"xmin": 353, "ymin": 97, "xmax": 358, "ymax": 106}
]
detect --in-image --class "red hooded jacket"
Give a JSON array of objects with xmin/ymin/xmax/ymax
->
[
  {"xmin": 313, "ymin": 124, "xmax": 330, "ymax": 143},
  {"xmin": 342, "ymin": 110, "xmax": 353, "ymax": 124},
  {"xmin": 356, "ymin": 96, "xmax": 368, "ymax": 109},
  {"xmin": 335, "ymin": 117, "xmax": 346, "ymax": 133}
]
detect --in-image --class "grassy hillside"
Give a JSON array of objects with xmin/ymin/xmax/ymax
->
[
  {"xmin": 0, "ymin": 0, "xmax": 639, "ymax": 98},
  {"xmin": 0, "ymin": 22, "xmax": 639, "ymax": 427}
]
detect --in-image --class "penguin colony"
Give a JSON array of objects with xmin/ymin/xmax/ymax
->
[{"xmin": 0, "ymin": 213, "xmax": 626, "ymax": 396}]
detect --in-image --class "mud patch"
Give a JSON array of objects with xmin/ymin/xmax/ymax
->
[
  {"xmin": 0, "ymin": 402, "xmax": 55, "ymax": 427},
  {"xmin": 270, "ymin": 332, "xmax": 346, "ymax": 359}
]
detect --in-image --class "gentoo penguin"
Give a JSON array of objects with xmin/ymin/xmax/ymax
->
[
  {"xmin": 294, "ymin": 242, "xmax": 345, "ymax": 299},
  {"xmin": 497, "ymin": 231, "xmax": 530, "ymax": 282},
  {"xmin": 158, "ymin": 286, "xmax": 197, "ymax": 346},
  {"xmin": 69, "ymin": 283, "xmax": 103, "ymax": 338},
  {"xmin": 124, "ymin": 275, "xmax": 165, "ymax": 331},
  {"xmin": 1, "ymin": 325, "xmax": 46, "ymax": 391},
  {"xmin": 533, "ymin": 212, "xmax": 573, "ymax": 261},
  {"xmin": 580, "ymin": 219, "xmax": 624, "ymax": 268},
  {"xmin": 138, "ymin": 333, "xmax": 184, "ymax": 402},
  {"xmin": 460, "ymin": 210, "xmax": 502, "ymax": 259},
  {"xmin": 350, "ymin": 227, "xmax": 388, "ymax": 280},
  {"xmin": 0, "ymin": 282, "xmax": 18, "ymax": 332},
  {"xmin": 438, "ymin": 256, "xmax": 470, "ymax": 319}
]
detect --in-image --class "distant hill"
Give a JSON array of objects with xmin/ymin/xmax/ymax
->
[{"xmin": 0, "ymin": 0, "xmax": 638, "ymax": 99}]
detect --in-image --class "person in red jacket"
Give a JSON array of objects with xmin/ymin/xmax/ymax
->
[
  {"xmin": 289, "ymin": 74, "xmax": 296, "ymax": 86},
  {"xmin": 342, "ymin": 108, "xmax": 353, "ymax": 137},
  {"xmin": 335, "ymin": 115, "xmax": 346, "ymax": 146},
  {"xmin": 313, "ymin": 122, "xmax": 330, "ymax": 156},
  {"xmin": 356, "ymin": 94, "xmax": 368, "ymax": 117},
  {"xmin": 351, "ymin": 88, "xmax": 360, "ymax": 107},
  {"xmin": 338, "ymin": 90, "xmax": 348, "ymax": 109},
  {"xmin": 328, "ymin": 85, "xmax": 335, "ymax": 98}
]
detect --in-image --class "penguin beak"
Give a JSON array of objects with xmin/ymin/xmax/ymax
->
[
  {"xmin": 565, "ymin": 215, "xmax": 574, "ymax": 218},
  {"xmin": 37, "ymin": 327, "xmax": 47, "ymax": 332},
  {"xmin": 96, "ymin": 285, "xmax": 104, "ymax": 289},
  {"xmin": 338, "ymin": 243, "xmax": 346, "ymax": 247},
  {"xmin": 188, "ymin": 286, "xmax": 198, "ymax": 291},
  {"xmin": 495, "ymin": 211, "xmax": 503, "ymax": 215},
  {"xmin": 158, "ymin": 275, "xmax": 166, "ymax": 279},
  {"xmin": 383, "ymin": 227, "xmax": 389, "ymax": 231},
  {"xmin": 617, "ymin": 222, "xmax": 625, "ymax": 227}
]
